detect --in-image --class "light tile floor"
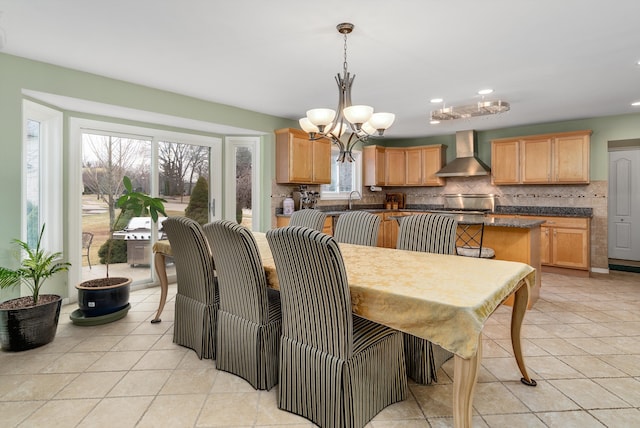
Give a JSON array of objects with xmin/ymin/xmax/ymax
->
[{"xmin": 1, "ymin": 271, "xmax": 639, "ymax": 427}]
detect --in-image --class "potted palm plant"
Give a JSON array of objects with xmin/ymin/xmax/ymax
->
[
  {"xmin": 73, "ymin": 176, "xmax": 166, "ymax": 324},
  {"xmin": 0, "ymin": 224, "xmax": 71, "ymax": 351}
]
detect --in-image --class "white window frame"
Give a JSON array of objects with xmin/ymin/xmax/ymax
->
[
  {"xmin": 320, "ymin": 147, "xmax": 362, "ymax": 200},
  {"xmin": 224, "ymin": 136, "xmax": 261, "ymax": 230},
  {"xmin": 22, "ymin": 100, "xmax": 63, "ymax": 254},
  {"xmin": 68, "ymin": 118, "xmax": 222, "ymax": 297}
]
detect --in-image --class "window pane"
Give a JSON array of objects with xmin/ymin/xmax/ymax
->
[
  {"xmin": 81, "ymin": 133, "xmax": 152, "ymax": 283},
  {"xmin": 320, "ymin": 149, "xmax": 361, "ymax": 199},
  {"xmin": 235, "ymin": 146, "xmax": 253, "ymax": 228},
  {"xmin": 158, "ymin": 141, "xmax": 211, "ymax": 223},
  {"xmin": 25, "ymin": 119, "xmax": 41, "ymax": 248}
]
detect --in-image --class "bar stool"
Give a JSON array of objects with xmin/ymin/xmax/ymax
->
[{"xmin": 456, "ymin": 219, "xmax": 495, "ymax": 258}]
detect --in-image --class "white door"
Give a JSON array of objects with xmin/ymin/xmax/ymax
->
[{"xmin": 608, "ymin": 148, "xmax": 640, "ymax": 261}]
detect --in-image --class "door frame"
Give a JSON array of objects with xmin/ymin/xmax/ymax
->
[
  {"xmin": 68, "ymin": 118, "xmax": 222, "ymax": 300},
  {"xmin": 607, "ymin": 140, "xmax": 640, "ymax": 262}
]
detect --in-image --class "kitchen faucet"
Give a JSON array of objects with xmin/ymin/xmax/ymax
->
[{"xmin": 348, "ymin": 190, "xmax": 361, "ymax": 210}]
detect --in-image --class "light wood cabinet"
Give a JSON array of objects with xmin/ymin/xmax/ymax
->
[
  {"xmin": 521, "ymin": 137, "xmax": 552, "ymax": 183},
  {"xmin": 491, "ymin": 140, "xmax": 520, "ymax": 184},
  {"xmin": 363, "ymin": 145, "xmax": 386, "ymax": 186},
  {"xmin": 363, "ymin": 144, "xmax": 446, "ymax": 187},
  {"xmin": 554, "ymin": 133, "xmax": 590, "ymax": 183},
  {"xmin": 491, "ymin": 130, "xmax": 591, "ymax": 185},
  {"xmin": 535, "ymin": 216, "xmax": 590, "ymax": 270},
  {"xmin": 276, "ymin": 215, "xmax": 333, "ymax": 235},
  {"xmin": 421, "ymin": 145, "xmax": 446, "ymax": 186},
  {"xmin": 508, "ymin": 215, "xmax": 590, "ymax": 271},
  {"xmin": 385, "ymin": 148, "xmax": 406, "ymax": 186},
  {"xmin": 405, "ymin": 148, "xmax": 423, "ymax": 185},
  {"xmin": 275, "ymin": 128, "xmax": 331, "ymax": 184}
]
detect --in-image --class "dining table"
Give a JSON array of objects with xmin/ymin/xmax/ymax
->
[{"xmin": 152, "ymin": 231, "xmax": 536, "ymax": 428}]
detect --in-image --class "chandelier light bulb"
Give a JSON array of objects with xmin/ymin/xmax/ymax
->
[
  {"xmin": 368, "ymin": 112, "xmax": 396, "ymax": 131},
  {"xmin": 306, "ymin": 108, "xmax": 336, "ymax": 127},
  {"xmin": 343, "ymin": 105, "xmax": 374, "ymax": 126},
  {"xmin": 299, "ymin": 118, "xmax": 319, "ymax": 133},
  {"xmin": 362, "ymin": 122, "xmax": 377, "ymax": 135}
]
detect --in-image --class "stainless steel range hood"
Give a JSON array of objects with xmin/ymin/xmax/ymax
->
[{"xmin": 435, "ymin": 130, "xmax": 491, "ymax": 177}]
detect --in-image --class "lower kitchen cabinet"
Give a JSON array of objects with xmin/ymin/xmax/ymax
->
[
  {"xmin": 381, "ymin": 212, "xmax": 412, "ymax": 248},
  {"xmin": 535, "ymin": 216, "xmax": 590, "ymax": 271},
  {"xmin": 499, "ymin": 215, "xmax": 590, "ymax": 273},
  {"xmin": 276, "ymin": 215, "xmax": 333, "ymax": 235}
]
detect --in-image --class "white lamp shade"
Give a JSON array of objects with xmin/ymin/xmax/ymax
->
[
  {"xmin": 328, "ymin": 122, "xmax": 347, "ymax": 137},
  {"xmin": 343, "ymin": 105, "xmax": 374, "ymax": 124},
  {"xmin": 362, "ymin": 122, "xmax": 377, "ymax": 135},
  {"xmin": 306, "ymin": 108, "xmax": 336, "ymax": 126},
  {"xmin": 299, "ymin": 117, "xmax": 319, "ymax": 133},
  {"xmin": 368, "ymin": 112, "xmax": 396, "ymax": 130}
]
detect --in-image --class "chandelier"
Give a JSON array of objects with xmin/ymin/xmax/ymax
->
[
  {"xmin": 299, "ymin": 23, "xmax": 395, "ymax": 162},
  {"xmin": 430, "ymin": 100, "xmax": 510, "ymax": 122}
]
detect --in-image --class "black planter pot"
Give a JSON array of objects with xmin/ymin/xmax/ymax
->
[
  {"xmin": 0, "ymin": 294, "xmax": 62, "ymax": 352},
  {"xmin": 76, "ymin": 277, "xmax": 131, "ymax": 317}
]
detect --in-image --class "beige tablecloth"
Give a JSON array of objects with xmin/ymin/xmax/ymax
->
[{"xmin": 154, "ymin": 232, "xmax": 535, "ymax": 359}]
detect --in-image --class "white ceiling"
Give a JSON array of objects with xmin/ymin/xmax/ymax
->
[{"xmin": 2, "ymin": 0, "xmax": 640, "ymax": 138}]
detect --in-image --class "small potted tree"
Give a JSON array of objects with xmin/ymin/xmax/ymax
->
[
  {"xmin": 0, "ymin": 224, "xmax": 71, "ymax": 351},
  {"xmin": 73, "ymin": 176, "xmax": 166, "ymax": 324}
]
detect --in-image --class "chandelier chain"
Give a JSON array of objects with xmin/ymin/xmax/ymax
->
[{"xmin": 343, "ymin": 31, "xmax": 349, "ymax": 76}]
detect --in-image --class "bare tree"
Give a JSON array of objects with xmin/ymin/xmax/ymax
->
[
  {"xmin": 82, "ymin": 134, "xmax": 148, "ymax": 229},
  {"xmin": 159, "ymin": 142, "xmax": 209, "ymax": 199}
]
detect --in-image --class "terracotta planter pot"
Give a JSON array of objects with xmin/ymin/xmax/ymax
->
[
  {"xmin": 0, "ymin": 294, "xmax": 62, "ymax": 352},
  {"xmin": 76, "ymin": 277, "xmax": 131, "ymax": 317}
]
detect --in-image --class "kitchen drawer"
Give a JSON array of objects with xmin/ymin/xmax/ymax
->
[{"xmin": 526, "ymin": 216, "xmax": 588, "ymax": 229}]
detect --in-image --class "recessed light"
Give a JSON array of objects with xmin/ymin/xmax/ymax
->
[
  {"xmin": 430, "ymin": 98, "xmax": 443, "ymax": 103},
  {"xmin": 478, "ymin": 89, "xmax": 494, "ymax": 95},
  {"xmin": 430, "ymin": 120, "xmax": 440, "ymax": 125},
  {"xmin": 632, "ymin": 101, "xmax": 640, "ymax": 106}
]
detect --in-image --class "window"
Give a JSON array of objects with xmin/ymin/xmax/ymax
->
[
  {"xmin": 224, "ymin": 136, "xmax": 261, "ymax": 231},
  {"xmin": 321, "ymin": 148, "xmax": 362, "ymax": 200},
  {"xmin": 23, "ymin": 100, "xmax": 63, "ymax": 253}
]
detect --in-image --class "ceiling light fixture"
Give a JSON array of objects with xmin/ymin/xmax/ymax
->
[
  {"xmin": 477, "ymin": 89, "xmax": 494, "ymax": 95},
  {"xmin": 430, "ymin": 99, "xmax": 510, "ymax": 121},
  {"xmin": 632, "ymin": 101, "xmax": 640, "ymax": 106},
  {"xmin": 430, "ymin": 98, "xmax": 444, "ymax": 103},
  {"xmin": 299, "ymin": 23, "xmax": 394, "ymax": 162}
]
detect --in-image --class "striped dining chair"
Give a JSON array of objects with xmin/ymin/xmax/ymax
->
[
  {"xmin": 333, "ymin": 210, "xmax": 381, "ymax": 246},
  {"xmin": 162, "ymin": 217, "xmax": 218, "ymax": 360},
  {"xmin": 267, "ymin": 226, "xmax": 407, "ymax": 428},
  {"xmin": 288, "ymin": 209, "xmax": 326, "ymax": 231},
  {"xmin": 203, "ymin": 220, "xmax": 281, "ymax": 390},
  {"xmin": 396, "ymin": 213, "xmax": 457, "ymax": 384}
]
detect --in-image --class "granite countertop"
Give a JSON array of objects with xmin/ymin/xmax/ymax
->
[{"xmin": 275, "ymin": 204, "xmax": 592, "ymax": 218}]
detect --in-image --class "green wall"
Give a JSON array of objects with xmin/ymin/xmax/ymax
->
[{"xmin": 380, "ymin": 113, "xmax": 640, "ymax": 181}]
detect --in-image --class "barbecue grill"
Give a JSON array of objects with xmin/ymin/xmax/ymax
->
[{"xmin": 113, "ymin": 217, "xmax": 167, "ymax": 266}]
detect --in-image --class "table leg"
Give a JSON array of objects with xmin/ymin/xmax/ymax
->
[
  {"xmin": 453, "ymin": 335, "xmax": 481, "ymax": 428},
  {"xmin": 151, "ymin": 252, "xmax": 168, "ymax": 323},
  {"xmin": 511, "ymin": 278, "xmax": 537, "ymax": 386}
]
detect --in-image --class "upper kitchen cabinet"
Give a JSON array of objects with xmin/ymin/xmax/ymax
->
[
  {"xmin": 491, "ymin": 139, "xmax": 520, "ymax": 184},
  {"xmin": 491, "ymin": 130, "xmax": 591, "ymax": 185},
  {"xmin": 363, "ymin": 145, "xmax": 386, "ymax": 186},
  {"xmin": 275, "ymin": 128, "xmax": 331, "ymax": 184},
  {"xmin": 420, "ymin": 145, "xmax": 446, "ymax": 186},
  {"xmin": 363, "ymin": 144, "xmax": 446, "ymax": 187}
]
